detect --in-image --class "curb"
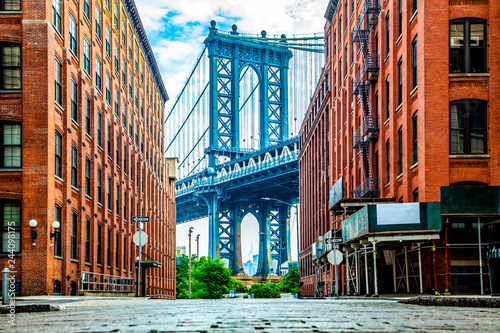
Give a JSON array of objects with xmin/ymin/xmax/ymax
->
[
  {"xmin": 399, "ymin": 296, "xmax": 500, "ymax": 308},
  {"xmin": 0, "ymin": 304, "xmax": 64, "ymax": 314}
]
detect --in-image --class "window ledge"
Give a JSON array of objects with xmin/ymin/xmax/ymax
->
[
  {"xmin": 0, "ymin": 90, "xmax": 22, "ymax": 94},
  {"xmin": 71, "ymin": 186, "xmax": 80, "ymax": 192},
  {"xmin": 396, "ymin": 173, "xmax": 403, "ymax": 180},
  {"xmin": 384, "ymin": 54, "xmax": 390, "ymax": 64},
  {"xmin": 0, "ymin": 11, "xmax": 22, "ymax": 15},
  {"xmin": 410, "ymin": 162, "xmax": 419, "ymax": 170},
  {"xmin": 0, "ymin": 168, "xmax": 22, "ymax": 172},
  {"xmin": 449, "ymin": 154, "xmax": 490, "ymax": 159},
  {"xmin": 71, "ymin": 259, "xmax": 79, "ymax": 263},
  {"xmin": 85, "ymin": 262, "xmax": 91, "ymax": 266},
  {"xmin": 385, "ymin": 182, "xmax": 390, "ymax": 189},
  {"xmin": 55, "ymin": 175, "xmax": 64, "ymax": 182},
  {"xmin": 97, "ymin": 264, "xmax": 103, "ymax": 267},
  {"xmin": 396, "ymin": 104, "xmax": 403, "ymax": 113},
  {"xmin": 384, "ymin": 118, "xmax": 390, "ymax": 126},
  {"xmin": 410, "ymin": 86, "xmax": 418, "ymax": 96},
  {"xmin": 410, "ymin": 10, "xmax": 418, "ymax": 23},
  {"xmin": 396, "ymin": 35, "xmax": 402, "ymax": 45},
  {"xmin": 54, "ymin": 256, "xmax": 64, "ymax": 260},
  {"xmin": 449, "ymin": 73, "xmax": 489, "ymax": 78}
]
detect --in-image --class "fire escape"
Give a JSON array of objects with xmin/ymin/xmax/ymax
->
[{"xmin": 351, "ymin": 0, "xmax": 381, "ymax": 199}]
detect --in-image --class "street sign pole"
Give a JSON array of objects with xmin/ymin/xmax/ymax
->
[{"xmin": 138, "ymin": 222, "xmax": 142, "ymax": 297}]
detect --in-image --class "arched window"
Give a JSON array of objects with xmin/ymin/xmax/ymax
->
[{"xmin": 450, "ymin": 99, "xmax": 487, "ymax": 155}]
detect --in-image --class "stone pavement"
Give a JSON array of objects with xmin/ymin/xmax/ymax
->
[{"xmin": 1, "ymin": 296, "xmax": 500, "ymax": 332}]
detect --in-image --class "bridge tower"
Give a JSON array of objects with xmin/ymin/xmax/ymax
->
[{"xmin": 200, "ymin": 21, "xmax": 294, "ymax": 275}]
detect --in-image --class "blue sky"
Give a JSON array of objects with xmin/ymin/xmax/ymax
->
[{"xmin": 134, "ymin": 0, "xmax": 327, "ymax": 260}]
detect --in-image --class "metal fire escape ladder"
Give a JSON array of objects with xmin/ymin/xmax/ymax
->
[{"xmin": 351, "ymin": 0, "xmax": 381, "ymax": 199}]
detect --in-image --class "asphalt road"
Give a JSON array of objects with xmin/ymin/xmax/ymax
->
[{"xmin": 2, "ymin": 297, "xmax": 500, "ymax": 332}]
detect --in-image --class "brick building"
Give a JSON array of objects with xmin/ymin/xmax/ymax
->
[
  {"xmin": 299, "ymin": 0, "xmax": 500, "ymax": 296},
  {"xmin": 0, "ymin": 0, "xmax": 177, "ymax": 297}
]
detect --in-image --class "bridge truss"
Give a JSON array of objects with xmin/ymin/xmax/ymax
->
[{"xmin": 166, "ymin": 21, "xmax": 324, "ymax": 275}]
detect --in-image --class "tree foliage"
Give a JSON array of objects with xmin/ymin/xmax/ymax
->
[
  {"xmin": 277, "ymin": 268, "xmax": 300, "ymax": 295},
  {"xmin": 176, "ymin": 256, "xmax": 247, "ymax": 299},
  {"xmin": 248, "ymin": 282, "xmax": 280, "ymax": 298}
]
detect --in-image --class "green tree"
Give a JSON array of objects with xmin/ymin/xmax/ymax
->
[
  {"xmin": 277, "ymin": 268, "xmax": 300, "ymax": 295},
  {"xmin": 192, "ymin": 257, "xmax": 232, "ymax": 299},
  {"xmin": 248, "ymin": 282, "xmax": 280, "ymax": 298},
  {"xmin": 176, "ymin": 254, "xmax": 200, "ymax": 299}
]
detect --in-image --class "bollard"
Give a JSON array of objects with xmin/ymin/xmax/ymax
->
[{"xmin": 2, "ymin": 268, "xmax": 10, "ymax": 305}]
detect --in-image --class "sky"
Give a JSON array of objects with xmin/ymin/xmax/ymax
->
[{"xmin": 134, "ymin": 0, "xmax": 327, "ymax": 262}]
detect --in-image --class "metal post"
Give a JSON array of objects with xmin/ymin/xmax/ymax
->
[
  {"xmin": 188, "ymin": 227, "xmax": 193, "ymax": 299},
  {"xmin": 333, "ymin": 222, "xmax": 338, "ymax": 297},
  {"xmin": 138, "ymin": 223, "xmax": 142, "ymax": 297},
  {"xmin": 418, "ymin": 243, "xmax": 423, "ymax": 294},
  {"xmin": 363, "ymin": 244, "xmax": 369, "ymax": 295},
  {"xmin": 372, "ymin": 242, "xmax": 378, "ymax": 296},
  {"xmin": 345, "ymin": 249, "xmax": 350, "ymax": 295},
  {"xmin": 393, "ymin": 250, "xmax": 397, "ymax": 293},
  {"xmin": 445, "ymin": 220, "xmax": 449, "ymax": 293},
  {"xmin": 2, "ymin": 268, "xmax": 10, "ymax": 305},
  {"xmin": 405, "ymin": 246, "xmax": 409, "ymax": 293},
  {"xmin": 196, "ymin": 234, "xmax": 200, "ymax": 260},
  {"xmin": 478, "ymin": 216, "xmax": 484, "ymax": 295},
  {"xmin": 432, "ymin": 240, "xmax": 438, "ymax": 293},
  {"xmin": 354, "ymin": 247, "xmax": 360, "ymax": 295}
]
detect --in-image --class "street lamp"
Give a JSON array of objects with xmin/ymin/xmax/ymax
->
[
  {"xmin": 188, "ymin": 227, "xmax": 194, "ymax": 299},
  {"xmin": 29, "ymin": 219, "xmax": 37, "ymax": 246},
  {"xmin": 50, "ymin": 221, "xmax": 60, "ymax": 240},
  {"xmin": 261, "ymin": 198, "xmax": 300, "ymax": 277},
  {"xmin": 196, "ymin": 234, "xmax": 200, "ymax": 260}
]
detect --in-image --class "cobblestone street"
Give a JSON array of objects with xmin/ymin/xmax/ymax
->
[{"xmin": 2, "ymin": 297, "xmax": 500, "ymax": 332}]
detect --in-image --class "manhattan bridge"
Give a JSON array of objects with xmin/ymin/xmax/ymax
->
[{"xmin": 165, "ymin": 21, "xmax": 324, "ymax": 276}]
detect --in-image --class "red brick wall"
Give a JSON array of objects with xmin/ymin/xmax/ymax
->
[{"xmin": 0, "ymin": 0, "xmax": 176, "ymax": 297}]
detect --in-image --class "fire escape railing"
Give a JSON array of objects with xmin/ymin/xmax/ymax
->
[{"xmin": 351, "ymin": 0, "xmax": 381, "ymax": 199}]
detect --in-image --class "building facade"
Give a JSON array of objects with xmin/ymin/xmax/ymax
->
[
  {"xmin": 0, "ymin": 0, "xmax": 177, "ymax": 297},
  {"xmin": 299, "ymin": 0, "xmax": 500, "ymax": 296}
]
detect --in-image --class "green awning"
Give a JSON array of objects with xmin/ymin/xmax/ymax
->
[
  {"xmin": 441, "ymin": 186, "xmax": 500, "ymax": 215},
  {"xmin": 342, "ymin": 202, "xmax": 441, "ymax": 243}
]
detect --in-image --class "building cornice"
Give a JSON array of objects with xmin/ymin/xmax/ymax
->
[{"xmin": 123, "ymin": 0, "xmax": 169, "ymax": 103}]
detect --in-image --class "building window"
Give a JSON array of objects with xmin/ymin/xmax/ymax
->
[
  {"xmin": 107, "ymin": 228, "xmax": 111, "ymax": 267},
  {"xmin": 83, "ymin": 37, "xmax": 90, "ymax": 75},
  {"xmin": 413, "ymin": 188, "xmax": 419, "ymax": 202},
  {"xmin": 95, "ymin": 4, "xmax": 102, "ymax": 39},
  {"xmin": 413, "ymin": 0, "xmax": 418, "ymax": 14},
  {"xmin": 70, "ymin": 212, "xmax": 77, "ymax": 260},
  {"xmin": 85, "ymin": 157, "xmax": 91, "ymax": 196},
  {"xmin": 122, "ymin": 101, "xmax": 126, "ymax": 126},
  {"xmin": 386, "ymin": 140, "xmax": 390, "ymax": 184},
  {"xmin": 71, "ymin": 79, "xmax": 78, "ymax": 122},
  {"xmin": 95, "ymin": 168, "xmax": 101, "ymax": 206},
  {"xmin": 0, "ymin": 43, "xmax": 21, "ymax": 90},
  {"xmin": 97, "ymin": 224, "xmax": 102, "ymax": 265},
  {"xmin": 97, "ymin": 111, "xmax": 102, "ymax": 146},
  {"xmin": 85, "ymin": 219, "xmax": 90, "ymax": 263},
  {"xmin": 95, "ymin": 57, "xmax": 102, "ymax": 91},
  {"xmin": 398, "ymin": 0, "xmax": 402, "ymax": 37},
  {"xmin": 115, "ymin": 233, "xmax": 120, "ymax": 269},
  {"xmin": 116, "ymin": 185, "xmax": 120, "ymax": 215},
  {"xmin": 52, "ymin": 0, "xmax": 61, "ymax": 33},
  {"xmin": 69, "ymin": 14, "xmax": 77, "ymax": 55},
  {"xmin": 128, "ymin": 35, "xmax": 132, "ymax": 58},
  {"xmin": 397, "ymin": 58, "xmax": 402, "ymax": 106},
  {"xmin": 55, "ymin": 58, "xmax": 62, "ymax": 106},
  {"xmin": 412, "ymin": 112, "xmax": 418, "ymax": 164},
  {"xmin": 113, "ymin": 1, "xmax": 118, "ymax": 28},
  {"xmin": 385, "ymin": 75, "xmax": 390, "ymax": 120},
  {"xmin": 83, "ymin": 0, "xmax": 89, "ymax": 19},
  {"xmin": 105, "ymin": 25, "xmax": 111, "ymax": 57},
  {"xmin": 54, "ymin": 204, "xmax": 61, "ymax": 256},
  {"xmin": 122, "ymin": 59, "xmax": 126, "ymax": 85},
  {"xmin": 1, "ymin": 122, "xmax": 21, "ymax": 168},
  {"xmin": 107, "ymin": 177, "xmax": 111, "ymax": 211},
  {"xmin": 116, "ymin": 135, "xmax": 120, "ymax": 167},
  {"xmin": 450, "ymin": 18, "xmax": 486, "ymax": 73},
  {"xmin": 412, "ymin": 37, "xmax": 418, "ymax": 89},
  {"xmin": 122, "ymin": 20, "xmax": 126, "ymax": 44},
  {"xmin": 114, "ymin": 88, "xmax": 119, "ymax": 116},
  {"xmin": 123, "ymin": 237, "xmax": 127, "ymax": 271},
  {"xmin": 1, "ymin": 0, "xmax": 20, "ymax": 10},
  {"xmin": 398, "ymin": 127, "xmax": 403, "ymax": 175},
  {"xmin": 450, "ymin": 99, "xmax": 487, "ymax": 155},
  {"xmin": 55, "ymin": 131, "xmax": 62, "ymax": 177},
  {"xmin": 85, "ymin": 96, "xmax": 91, "ymax": 136},
  {"xmin": 114, "ymin": 43, "xmax": 119, "ymax": 72},
  {"xmin": 123, "ymin": 190, "xmax": 127, "ymax": 222},
  {"xmin": 107, "ymin": 123, "xmax": 111, "ymax": 157},
  {"xmin": 71, "ymin": 145, "xmax": 77, "ymax": 188},
  {"xmin": 385, "ymin": 13, "xmax": 390, "ymax": 56},
  {"xmin": 1, "ymin": 202, "xmax": 20, "ymax": 253},
  {"xmin": 106, "ymin": 73, "xmax": 111, "ymax": 104}
]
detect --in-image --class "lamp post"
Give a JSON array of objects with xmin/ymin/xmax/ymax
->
[
  {"xmin": 188, "ymin": 227, "xmax": 194, "ymax": 299},
  {"xmin": 261, "ymin": 198, "xmax": 300, "ymax": 277},
  {"xmin": 196, "ymin": 234, "xmax": 200, "ymax": 260}
]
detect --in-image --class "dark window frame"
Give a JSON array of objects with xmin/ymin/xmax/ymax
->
[
  {"xmin": 397, "ymin": 57, "xmax": 403, "ymax": 106},
  {"xmin": 54, "ymin": 204, "xmax": 62, "ymax": 256},
  {"xmin": 52, "ymin": 0, "xmax": 62, "ymax": 33},
  {"xmin": 412, "ymin": 36, "xmax": 418, "ymax": 89},
  {"xmin": 71, "ymin": 145, "xmax": 77, "ymax": 188},
  {"xmin": 0, "ymin": 201, "xmax": 21, "ymax": 254},
  {"xmin": 85, "ymin": 157, "xmax": 91, "ymax": 196},
  {"xmin": 70, "ymin": 212, "xmax": 77, "ymax": 260},
  {"xmin": 450, "ymin": 18, "xmax": 486, "ymax": 73},
  {"xmin": 0, "ymin": 43, "xmax": 21, "ymax": 90},
  {"xmin": 412, "ymin": 112, "xmax": 418, "ymax": 164},
  {"xmin": 398, "ymin": 126, "xmax": 403, "ymax": 175},
  {"xmin": 386, "ymin": 139, "xmax": 390, "ymax": 184},
  {"xmin": 85, "ymin": 218, "xmax": 90, "ymax": 263},
  {"xmin": 55, "ymin": 131, "xmax": 62, "ymax": 177},
  {"xmin": 55, "ymin": 57, "xmax": 62, "ymax": 106},
  {"xmin": 450, "ymin": 99, "xmax": 487, "ymax": 155},
  {"xmin": 0, "ymin": 0, "xmax": 20, "ymax": 10},
  {"xmin": 0, "ymin": 122, "xmax": 21, "ymax": 168}
]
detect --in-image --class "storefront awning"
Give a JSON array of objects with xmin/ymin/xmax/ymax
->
[{"xmin": 441, "ymin": 186, "xmax": 500, "ymax": 215}]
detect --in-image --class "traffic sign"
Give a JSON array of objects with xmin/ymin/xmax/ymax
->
[
  {"xmin": 133, "ymin": 231, "xmax": 149, "ymax": 246},
  {"xmin": 326, "ymin": 237, "xmax": 343, "ymax": 244},
  {"xmin": 132, "ymin": 216, "xmax": 150, "ymax": 223},
  {"xmin": 327, "ymin": 250, "xmax": 343, "ymax": 265}
]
